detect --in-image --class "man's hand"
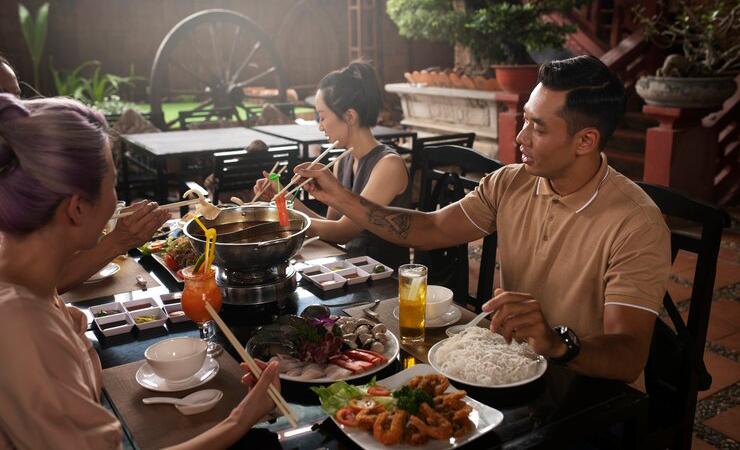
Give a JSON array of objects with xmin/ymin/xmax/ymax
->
[
  {"xmin": 294, "ymin": 162, "xmax": 346, "ymax": 204},
  {"xmin": 108, "ymin": 201, "xmax": 169, "ymax": 253},
  {"xmin": 252, "ymin": 171, "xmax": 278, "ymax": 201},
  {"xmin": 483, "ymin": 288, "xmax": 566, "ymax": 358}
]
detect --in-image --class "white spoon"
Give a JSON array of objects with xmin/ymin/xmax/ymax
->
[
  {"xmin": 142, "ymin": 389, "xmax": 223, "ymax": 415},
  {"xmin": 445, "ymin": 310, "xmax": 491, "ymax": 337}
]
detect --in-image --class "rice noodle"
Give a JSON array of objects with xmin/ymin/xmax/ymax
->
[{"xmin": 434, "ymin": 327, "xmax": 540, "ymax": 385}]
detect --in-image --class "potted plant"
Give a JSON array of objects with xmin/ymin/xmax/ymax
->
[
  {"xmin": 387, "ymin": 0, "xmax": 588, "ymax": 94},
  {"xmin": 634, "ymin": 0, "xmax": 739, "ymax": 109}
]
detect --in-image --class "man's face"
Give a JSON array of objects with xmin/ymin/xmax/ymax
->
[
  {"xmin": 0, "ymin": 63, "xmax": 21, "ymax": 97},
  {"xmin": 516, "ymin": 84, "xmax": 579, "ymax": 179}
]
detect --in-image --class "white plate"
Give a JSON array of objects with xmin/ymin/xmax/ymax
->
[
  {"xmin": 329, "ymin": 364, "xmax": 504, "ymax": 450},
  {"xmin": 84, "ymin": 262, "xmax": 120, "ymax": 284},
  {"xmin": 253, "ymin": 331, "xmax": 400, "ymax": 384},
  {"xmin": 136, "ymin": 357, "xmax": 219, "ymax": 392},
  {"xmin": 150, "ymin": 253, "xmax": 184, "ymax": 283},
  {"xmin": 392, "ymin": 304, "xmax": 463, "ymax": 328},
  {"xmin": 427, "ymin": 339, "xmax": 548, "ymax": 388}
]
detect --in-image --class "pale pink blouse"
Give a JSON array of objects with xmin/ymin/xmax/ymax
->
[{"xmin": 0, "ymin": 282, "xmax": 122, "ymax": 449}]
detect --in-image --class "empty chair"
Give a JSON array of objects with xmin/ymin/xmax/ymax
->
[
  {"xmin": 417, "ymin": 144, "xmax": 502, "ymax": 310},
  {"xmin": 210, "ymin": 144, "xmax": 299, "ymax": 203},
  {"xmin": 639, "ymin": 182, "xmax": 730, "ymax": 450},
  {"xmin": 407, "ymin": 133, "xmax": 476, "ymax": 206}
]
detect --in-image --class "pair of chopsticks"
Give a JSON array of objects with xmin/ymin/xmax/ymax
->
[
  {"xmin": 250, "ymin": 161, "xmax": 288, "ymax": 203},
  {"xmin": 112, "ymin": 198, "xmax": 203, "ymax": 219},
  {"xmin": 203, "ymin": 302, "xmax": 298, "ymax": 427},
  {"xmin": 272, "ymin": 141, "xmax": 352, "ymax": 201}
]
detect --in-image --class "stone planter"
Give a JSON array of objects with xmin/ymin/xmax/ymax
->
[
  {"xmin": 636, "ymin": 76, "xmax": 738, "ymax": 109},
  {"xmin": 385, "ymin": 83, "xmax": 500, "ymax": 157}
]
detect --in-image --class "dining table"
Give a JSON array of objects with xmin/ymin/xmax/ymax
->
[
  {"xmin": 120, "ymin": 127, "xmax": 299, "ymax": 204},
  {"xmin": 70, "ymin": 249, "xmax": 649, "ymax": 450},
  {"xmin": 252, "ymin": 123, "xmax": 417, "ymax": 158}
]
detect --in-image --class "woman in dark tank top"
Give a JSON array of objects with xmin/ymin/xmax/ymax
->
[{"xmin": 254, "ymin": 62, "xmax": 411, "ymax": 269}]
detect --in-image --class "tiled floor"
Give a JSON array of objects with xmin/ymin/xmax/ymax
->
[{"xmin": 679, "ymin": 228, "xmax": 740, "ymax": 449}]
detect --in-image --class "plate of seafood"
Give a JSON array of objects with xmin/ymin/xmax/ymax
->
[
  {"xmin": 246, "ymin": 305, "xmax": 399, "ymax": 383},
  {"xmin": 311, "ymin": 364, "xmax": 503, "ymax": 449}
]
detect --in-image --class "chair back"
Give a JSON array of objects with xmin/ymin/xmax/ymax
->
[
  {"xmin": 638, "ymin": 182, "xmax": 730, "ymax": 450},
  {"xmin": 211, "ymin": 144, "xmax": 300, "ymax": 202},
  {"xmin": 178, "ymin": 107, "xmax": 245, "ymax": 130},
  {"xmin": 409, "ymin": 133, "xmax": 476, "ymax": 206},
  {"xmin": 417, "ymin": 144, "xmax": 503, "ymax": 310}
]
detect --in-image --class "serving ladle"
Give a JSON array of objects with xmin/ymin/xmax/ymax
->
[{"xmin": 142, "ymin": 389, "xmax": 223, "ymax": 416}]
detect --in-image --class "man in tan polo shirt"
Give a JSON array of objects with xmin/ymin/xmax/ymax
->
[{"xmin": 295, "ymin": 55, "xmax": 671, "ymax": 383}]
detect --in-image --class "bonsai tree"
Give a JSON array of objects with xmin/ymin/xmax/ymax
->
[
  {"xmin": 634, "ymin": 0, "xmax": 740, "ymax": 77},
  {"xmin": 387, "ymin": 0, "xmax": 589, "ymax": 67}
]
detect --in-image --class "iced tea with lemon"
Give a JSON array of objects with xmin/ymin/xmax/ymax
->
[{"xmin": 399, "ymin": 264, "xmax": 427, "ymax": 344}]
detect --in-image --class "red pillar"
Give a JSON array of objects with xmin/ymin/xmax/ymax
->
[
  {"xmin": 496, "ymin": 92, "xmax": 525, "ymax": 165},
  {"xmin": 642, "ymin": 105, "xmax": 717, "ymax": 200}
]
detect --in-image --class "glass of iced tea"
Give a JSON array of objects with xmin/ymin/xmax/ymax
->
[
  {"xmin": 398, "ymin": 264, "xmax": 428, "ymax": 345},
  {"xmin": 181, "ymin": 266, "xmax": 223, "ymax": 357}
]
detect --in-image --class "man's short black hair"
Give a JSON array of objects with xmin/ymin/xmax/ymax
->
[{"xmin": 538, "ymin": 55, "xmax": 625, "ymax": 150}]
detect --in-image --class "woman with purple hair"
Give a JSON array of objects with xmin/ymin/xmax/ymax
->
[{"xmin": 0, "ymin": 94, "xmax": 280, "ymax": 449}]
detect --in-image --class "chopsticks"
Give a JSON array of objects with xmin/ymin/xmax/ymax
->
[
  {"xmin": 250, "ymin": 163, "xmax": 288, "ymax": 203},
  {"xmin": 112, "ymin": 198, "xmax": 203, "ymax": 219},
  {"xmin": 281, "ymin": 147, "xmax": 353, "ymax": 199},
  {"xmin": 203, "ymin": 302, "xmax": 298, "ymax": 428},
  {"xmin": 271, "ymin": 140, "xmax": 339, "ymax": 201}
]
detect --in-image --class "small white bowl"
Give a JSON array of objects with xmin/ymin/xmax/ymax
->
[
  {"xmin": 130, "ymin": 307, "xmax": 168, "ymax": 331},
  {"xmin": 95, "ymin": 313, "xmax": 134, "ymax": 337},
  {"xmin": 163, "ymin": 304, "xmax": 190, "ymax": 323},
  {"xmin": 308, "ymin": 272, "xmax": 346, "ymax": 291},
  {"xmin": 426, "ymin": 285, "xmax": 453, "ymax": 320},
  {"xmin": 123, "ymin": 297, "xmax": 158, "ymax": 313},
  {"xmin": 145, "ymin": 337, "xmax": 207, "ymax": 381}
]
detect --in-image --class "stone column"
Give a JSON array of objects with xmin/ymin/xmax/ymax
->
[
  {"xmin": 496, "ymin": 92, "xmax": 525, "ymax": 164},
  {"xmin": 642, "ymin": 105, "xmax": 717, "ymax": 200}
]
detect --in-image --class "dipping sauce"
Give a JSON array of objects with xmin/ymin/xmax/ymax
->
[
  {"xmin": 168, "ymin": 310, "xmax": 186, "ymax": 319},
  {"xmin": 344, "ymin": 273, "xmax": 360, "ymax": 279},
  {"xmin": 100, "ymin": 320, "xmax": 128, "ymax": 330},
  {"xmin": 134, "ymin": 315, "xmax": 159, "ymax": 324},
  {"xmin": 93, "ymin": 309, "xmax": 119, "ymax": 317}
]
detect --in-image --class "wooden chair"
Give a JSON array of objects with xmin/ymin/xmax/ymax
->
[
  {"xmin": 417, "ymin": 144, "xmax": 503, "ymax": 311},
  {"xmin": 407, "ymin": 133, "xmax": 476, "ymax": 207},
  {"xmin": 210, "ymin": 144, "xmax": 300, "ymax": 203},
  {"xmin": 638, "ymin": 182, "xmax": 730, "ymax": 450}
]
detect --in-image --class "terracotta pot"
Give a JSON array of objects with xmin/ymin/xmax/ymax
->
[
  {"xmin": 460, "ymin": 74, "xmax": 477, "ymax": 90},
  {"xmin": 473, "ymin": 75, "xmax": 501, "ymax": 91},
  {"xmin": 431, "ymin": 71, "xmax": 451, "ymax": 87},
  {"xmin": 636, "ymin": 76, "xmax": 737, "ymax": 109},
  {"xmin": 449, "ymin": 73, "xmax": 466, "ymax": 89},
  {"xmin": 404, "ymin": 72, "xmax": 415, "ymax": 84},
  {"xmin": 417, "ymin": 70, "xmax": 432, "ymax": 86},
  {"xmin": 493, "ymin": 65, "xmax": 539, "ymax": 95}
]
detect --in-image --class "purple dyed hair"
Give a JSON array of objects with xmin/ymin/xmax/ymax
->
[{"xmin": 0, "ymin": 94, "xmax": 109, "ymax": 234}]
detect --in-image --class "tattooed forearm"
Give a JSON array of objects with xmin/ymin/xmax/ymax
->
[{"xmin": 360, "ymin": 197, "xmax": 411, "ymax": 240}]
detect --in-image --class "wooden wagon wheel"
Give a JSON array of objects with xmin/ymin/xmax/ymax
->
[{"xmin": 150, "ymin": 9, "xmax": 287, "ymax": 129}]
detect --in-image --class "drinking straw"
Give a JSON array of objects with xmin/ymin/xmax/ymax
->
[
  {"xmin": 193, "ymin": 216, "xmax": 216, "ymax": 274},
  {"xmin": 203, "ymin": 302, "xmax": 298, "ymax": 428},
  {"xmin": 271, "ymin": 140, "xmax": 339, "ymax": 201}
]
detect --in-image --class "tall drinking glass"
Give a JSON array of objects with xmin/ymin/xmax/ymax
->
[
  {"xmin": 398, "ymin": 264, "xmax": 428, "ymax": 345},
  {"xmin": 181, "ymin": 266, "xmax": 223, "ymax": 357}
]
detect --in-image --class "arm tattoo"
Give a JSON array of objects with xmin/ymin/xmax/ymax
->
[{"xmin": 359, "ymin": 197, "xmax": 411, "ymax": 240}]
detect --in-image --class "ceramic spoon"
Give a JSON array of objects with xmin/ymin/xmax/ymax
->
[{"xmin": 142, "ymin": 389, "xmax": 223, "ymax": 415}]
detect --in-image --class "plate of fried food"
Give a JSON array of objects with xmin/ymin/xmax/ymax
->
[{"xmin": 311, "ymin": 364, "xmax": 503, "ymax": 449}]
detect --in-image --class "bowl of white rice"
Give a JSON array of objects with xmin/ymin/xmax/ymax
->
[{"xmin": 427, "ymin": 327, "xmax": 547, "ymax": 388}]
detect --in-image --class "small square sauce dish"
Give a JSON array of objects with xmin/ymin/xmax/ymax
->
[
  {"xmin": 308, "ymin": 272, "xmax": 347, "ymax": 291},
  {"xmin": 130, "ymin": 307, "xmax": 168, "ymax": 330},
  {"xmin": 95, "ymin": 313, "xmax": 134, "ymax": 337}
]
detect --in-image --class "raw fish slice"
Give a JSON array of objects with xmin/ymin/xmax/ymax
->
[
  {"xmin": 276, "ymin": 354, "xmax": 304, "ymax": 372},
  {"xmin": 298, "ymin": 363, "xmax": 325, "ymax": 380},
  {"xmin": 286, "ymin": 368, "xmax": 303, "ymax": 377},
  {"xmin": 325, "ymin": 364, "xmax": 353, "ymax": 380}
]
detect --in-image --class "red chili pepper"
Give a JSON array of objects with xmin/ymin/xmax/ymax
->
[{"xmin": 276, "ymin": 194, "xmax": 290, "ymax": 227}]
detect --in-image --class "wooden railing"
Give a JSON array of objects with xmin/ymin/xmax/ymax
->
[{"xmin": 705, "ymin": 80, "xmax": 740, "ymax": 206}]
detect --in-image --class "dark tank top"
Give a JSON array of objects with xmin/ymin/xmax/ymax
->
[{"xmin": 336, "ymin": 145, "xmax": 411, "ymax": 269}]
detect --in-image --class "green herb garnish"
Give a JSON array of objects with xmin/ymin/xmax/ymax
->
[
  {"xmin": 392, "ymin": 386, "xmax": 433, "ymax": 414},
  {"xmin": 373, "ymin": 264, "xmax": 386, "ymax": 274}
]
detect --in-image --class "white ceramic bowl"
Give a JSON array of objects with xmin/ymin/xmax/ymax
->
[
  {"xmin": 144, "ymin": 337, "xmax": 207, "ymax": 381},
  {"xmin": 426, "ymin": 285, "xmax": 453, "ymax": 320}
]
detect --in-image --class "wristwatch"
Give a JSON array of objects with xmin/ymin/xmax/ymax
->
[{"xmin": 549, "ymin": 326, "xmax": 580, "ymax": 365}]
